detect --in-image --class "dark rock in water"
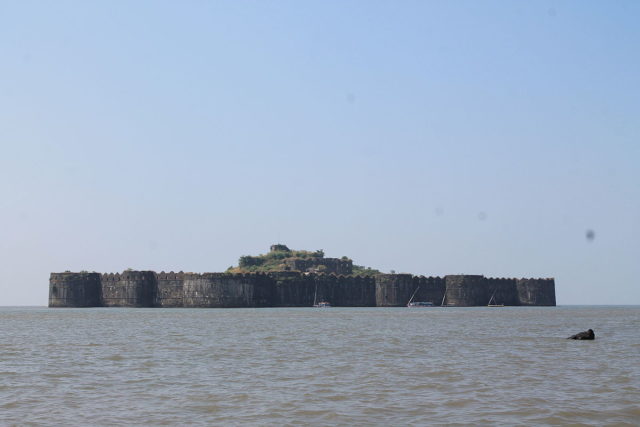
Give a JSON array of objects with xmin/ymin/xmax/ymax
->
[{"xmin": 568, "ymin": 329, "xmax": 595, "ymax": 340}]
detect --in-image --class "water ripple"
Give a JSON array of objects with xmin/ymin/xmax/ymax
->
[{"xmin": 0, "ymin": 306, "xmax": 638, "ymax": 425}]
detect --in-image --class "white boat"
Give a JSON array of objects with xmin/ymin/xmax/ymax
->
[
  {"xmin": 313, "ymin": 301, "xmax": 331, "ymax": 308},
  {"xmin": 407, "ymin": 286, "xmax": 434, "ymax": 307},
  {"xmin": 312, "ymin": 283, "xmax": 331, "ymax": 308},
  {"xmin": 407, "ymin": 301, "xmax": 434, "ymax": 307},
  {"xmin": 487, "ymin": 290, "xmax": 504, "ymax": 307}
]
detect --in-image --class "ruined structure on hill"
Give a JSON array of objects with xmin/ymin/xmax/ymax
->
[
  {"xmin": 283, "ymin": 257, "xmax": 352, "ymax": 275},
  {"xmin": 49, "ymin": 245, "xmax": 556, "ymax": 308}
]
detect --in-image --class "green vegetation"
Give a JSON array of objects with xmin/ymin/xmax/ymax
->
[
  {"xmin": 225, "ymin": 245, "xmax": 380, "ymax": 276},
  {"xmin": 352, "ymin": 264, "xmax": 381, "ymax": 277},
  {"xmin": 226, "ymin": 247, "xmax": 324, "ymax": 273}
]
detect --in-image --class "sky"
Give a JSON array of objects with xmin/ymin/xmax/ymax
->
[{"xmin": 1, "ymin": 0, "xmax": 638, "ymax": 305}]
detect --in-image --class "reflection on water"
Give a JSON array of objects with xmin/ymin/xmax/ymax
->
[{"xmin": 1, "ymin": 306, "xmax": 639, "ymax": 425}]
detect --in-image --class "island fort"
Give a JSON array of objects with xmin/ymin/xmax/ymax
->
[{"xmin": 49, "ymin": 245, "xmax": 556, "ymax": 308}]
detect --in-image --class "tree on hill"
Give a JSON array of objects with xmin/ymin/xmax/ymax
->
[{"xmin": 226, "ymin": 244, "xmax": 379, "ymax": 275}]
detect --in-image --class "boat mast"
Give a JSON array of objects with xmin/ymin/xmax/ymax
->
[
  {"xmin": 488, "ymin": 288, "xmax": 497, "ymax": 305},
  {"xmin": 440, "ymin": 284, "xmax": 447, "ymax": 307},
  {"xmin": 408, "ymin": 286, "xmax": 420, "ymax": 305},
  {"xmin": 313, "ymin": 282, "xmax": 318, "ymax": 306}
]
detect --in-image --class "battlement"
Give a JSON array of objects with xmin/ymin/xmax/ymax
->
[
  {"xmin": 516, "ymin": 278, "xmax": 556, "ymax": 306},
  {"xmin": 100, "ymin": 270, "xmax": 156, "ymax": 307},
  {"xmin": 49, "ymin": 271, "xmax": 556, "ymax": 308},
  {"xmin": 101, "ymin": 271, "xmax": 157, "ymax": 282},
  {"xmin": 156, "ymin": 271, "xmax": 185, "ymax": 280},
  {"xmin": 49, "ymin": 272, "xmax": 102, "ymax": 307}
]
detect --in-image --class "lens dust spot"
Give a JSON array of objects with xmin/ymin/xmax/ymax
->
[
  {"xmin": 586, "ymin": 229, "xmax": 595, "ymax": 242},
  {"xmin": 346, "ymin": 93, "xmax": 356, "ymax": 104}
]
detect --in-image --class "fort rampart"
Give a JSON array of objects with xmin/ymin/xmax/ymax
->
[
  {"xmin": 49, "ymin": 271, "xmax": 556, "ymax": 308},
  {"xmin": 49, "ymin": 272, "xmax": 102, "ymax": 307}
]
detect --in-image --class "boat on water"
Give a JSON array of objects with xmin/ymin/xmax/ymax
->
[
  {"xmin": 406, "ymin": 286, "xmax": 434, "ymax": 307},
  {"xmin": 312, "ymin": 283, "xmax": 331, "ymax": 307},
  {"xmin": 487, "ymin": 290, "xmax": 504, "ymax": 307},
  {"xmin": 407, "ymin": 301, "xmax": 434, "ymax": 307}
]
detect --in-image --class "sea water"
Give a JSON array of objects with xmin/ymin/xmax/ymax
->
[{"xmin": 1, "ymin": 306, "xmax": 638, "ymax": 426}]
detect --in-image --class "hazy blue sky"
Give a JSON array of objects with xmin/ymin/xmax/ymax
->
[{"xmin": 1, "ymin": 1, "xmax": 638, "ymax": 305}]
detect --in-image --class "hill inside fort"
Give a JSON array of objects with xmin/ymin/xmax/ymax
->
[
  {"xmin": 49, "ymin": 244, "xmax": 556, "ymax": 308},
  {"xmin": 226, "ymin": 244, "xmax": 380, "ymax": 276}
]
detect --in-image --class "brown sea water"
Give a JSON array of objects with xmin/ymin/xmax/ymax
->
[{"xmin": 1, "ymin": 306, "xmax": 638, "ymax": 426}]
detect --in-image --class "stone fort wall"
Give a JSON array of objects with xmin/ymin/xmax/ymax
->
[
  {"xmin": 49, "ymin": 271, "xmax": 555, "ymax": 308},
  {"xmin": 101, "ymin": 271, "xmax": 156, "ymax": 307},
  {"xmin": 49, "ymin": 272, "xmax": 102, "ymax": 307}
]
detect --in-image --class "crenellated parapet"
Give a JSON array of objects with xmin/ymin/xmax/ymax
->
[
  {"xmin": 101, "ymin": 270, "xmax": 156, "ymax": 307},
  {"xmin": 410, "ymin": 276, "xmax": 446, "ymax": 306},
  {"xmin": 444, "ymin": 275, "xmax": 488, "ymax": 306},
  {"xmin": 516, "ymin": 278, "xmax": 556, "ymax": 306},
  {"xmin": 375, "ymin": 274, "xmax": 415, "ymax": 307},
  {"xmin": 269, "ymin": 271, "xmax": 314, "ymax": 306},
  {"xmin": 183, "ymin": 272, "xmax": 273, "ymax": 308},
  {"xmin": 333, "ymin": 274, "xmax": 376, "ymax": 307},
  {"xmin": 156, "ymin": 271, "xmax": 185, "ymax": 308},
  {"xmin": 49, "ymin": 272, "xmax": 102, "ymax": 307},
  {"xmin": 48, "ymin": 270, "xmax": 556, "ymax": 308},
  {"xmin": 486, "ymin": 277, "xmax": 519, "ymax": 306}
]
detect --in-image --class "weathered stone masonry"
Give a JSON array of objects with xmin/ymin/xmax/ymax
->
[
  {"xmin": 49, "ymin": 271, "xmax": 556, "ymax": 308},
  {"xmin": 49, "ymin": 272, "xmax": 102, "ymax": 307}
]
